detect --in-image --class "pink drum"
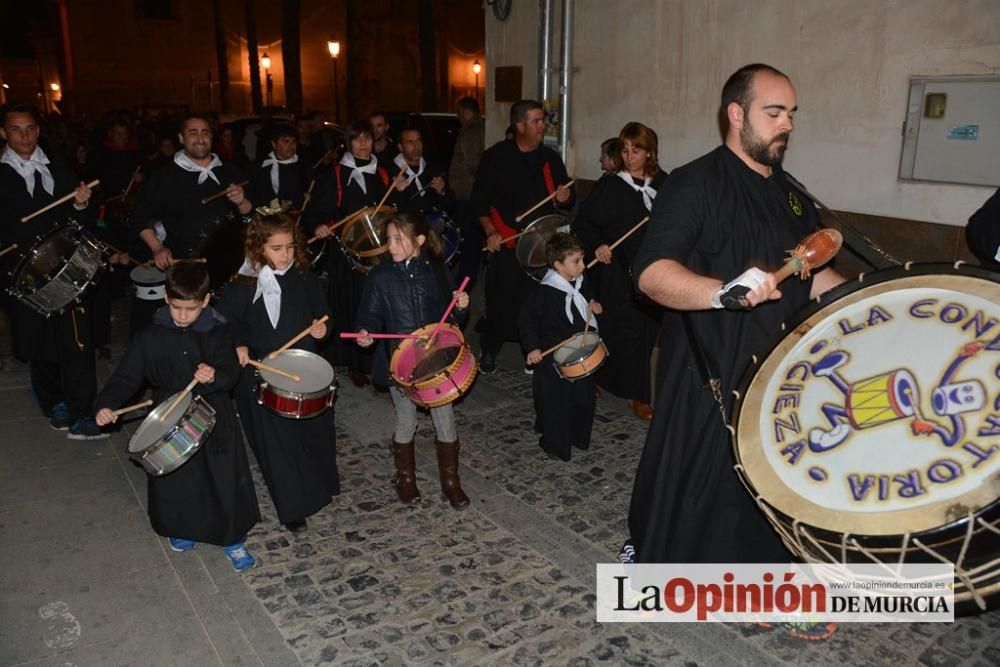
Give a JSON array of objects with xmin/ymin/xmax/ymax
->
[{"xmin": 389, "ymin": 323, "xmax": 477, "ymax": 408}]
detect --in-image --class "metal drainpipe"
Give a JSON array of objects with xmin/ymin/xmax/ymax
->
[
  {"xmin": 558, "ymin": 0, "xmax": 573, "ymax": 162},
  {"xmin": 538, "ymin": 0, "xmax": 554, "ymax": 103}
]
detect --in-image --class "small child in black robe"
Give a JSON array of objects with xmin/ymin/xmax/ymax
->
[
  {"xmin": 518, "ymin": 232, "xmax": 603, "ymax": 461},
  {"xmin": 95, "ymin": 263, "xmax": 260, "ymax": 571},
  {"xmin": 215, "ymin": 211, "xmax": 339, "ymax": 534}
]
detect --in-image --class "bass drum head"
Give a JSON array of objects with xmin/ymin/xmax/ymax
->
[{"xmin": 732, "ymin": 263, "xmax": 1000, "ymax": 604}]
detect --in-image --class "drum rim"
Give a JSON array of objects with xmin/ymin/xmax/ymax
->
[
  {"xmin": 130, "ymin": 392, "xmax": 204, "ymax": 451},
  {"xmin": 260, "ymin": 348, "xmax": 335, "ymax": 393},
  {"xmin": 389, "ymin": 323, "xmax": 477, "ymax": 405},
  {"xmin": 731, "ymin": 262, "xmax": 1000, "ymax": 537},
  {"xmin": 8, "ymin": 221, "xmax": 94, "ymax": 290}
]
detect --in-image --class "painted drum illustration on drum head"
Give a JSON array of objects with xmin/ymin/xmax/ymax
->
[{"xmin": 731, "ymin": 264, "xmax": 1000, "ymax": 608}]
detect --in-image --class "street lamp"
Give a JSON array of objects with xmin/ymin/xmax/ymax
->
[
  {"xmin": 261, "ymin": 52, "xmax": 273, "ymax": 106},
  {"xmin": 472, "ymin": 60, "xmax": 481, "ymax": 107},
  {"xmin": 327, "ymin": 36, "xmax": 341, "ymax": 124}
]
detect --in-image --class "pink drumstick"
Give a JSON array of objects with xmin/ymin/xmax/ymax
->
[
  {"xmin": 427, "ymin": 276, "xmax": 470, "ymax": 347},
  {"xmin": 339, "ymin": 332, "xmax": 425, "ymax": 340}
]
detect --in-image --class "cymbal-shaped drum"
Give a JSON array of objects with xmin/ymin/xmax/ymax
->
[
  {"xmin": 731, "ymin": 263, "xmax": 1000, "ymax": 612},
  {"xmin": 389, "ymin": 323, "xmax": 477, "ymax": 408},
  {"xmin": 515, "ymin": 213, "xmax": 570, "ymax": 281},
  {"xmin": 340, "ymin": 206, "xmax": 395, "ymax": 273}
]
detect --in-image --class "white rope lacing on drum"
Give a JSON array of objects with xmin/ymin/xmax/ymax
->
[
  {"xmin": 752, "ymin": 354, "xmax": 758, "ymax": 365},
  {"xmin": 904, "ymin": 261, "xmax": 913, "ymax": 271},
  {"xmin": 858, "ymin": 272, "xmax": 865, "ymax": 283},
  {"xmin": 732, "ymin": 390, "xmax": 741, "ymax": 401},
  {"xmin": 954, "ymin": 260, "xmax": 965, "ymax": 269},
  {"xmin": 912, "ymin": 510, "xmax": 987, "ymax": 611},
  {"xmin": 898, "ymin": 532, "xmax": 911, "ymax": 567}
]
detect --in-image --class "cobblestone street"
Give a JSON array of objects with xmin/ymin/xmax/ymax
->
[{"xmin": 1, "ymin": 325, "xmax": 999, "ymax": 665}]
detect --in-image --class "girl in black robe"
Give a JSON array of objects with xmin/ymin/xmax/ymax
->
[
  {"xmin": 94, "ymin": 264, "xmax": 260, "ymax": 570},
  {"xmin": 302, "ymin": 120, "xmax": 395, "ymax": 385},
  {"xmin": 518, "ymin": 233, "xmax": 602, "ymax": 461},
  {"xmin": 574, "ymin": 122, "xmax": 666, "ymax": 420},
  {"xmin": 216, "ymin": 213, "xmax": 340, "ymax": 533}
]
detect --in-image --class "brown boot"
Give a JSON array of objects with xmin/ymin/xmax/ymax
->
[
  {"xmin": 435, "ymin": 439, "xmax": 470, "ymax": 509},
  {"xmin": 390, "ymin": 440, "xmax": 421, "ymax": 504}
]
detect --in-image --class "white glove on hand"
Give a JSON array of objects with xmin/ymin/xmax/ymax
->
[{"xmin": 711, "ymin": 267, "xmax": 768, "ymax": 310}]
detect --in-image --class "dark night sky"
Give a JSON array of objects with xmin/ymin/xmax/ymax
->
[{"xmin": 0, "ymin": 1, "xmax": 54, "ymax": 58}]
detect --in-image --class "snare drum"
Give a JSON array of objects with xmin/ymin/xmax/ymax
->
[
  {"xmin": 515, "ymin": 213, "xmax": 570, "ymax": 281},
  {"xmin": 340, "ymin": 207, "xmax": 395, "ymax": 273},
  {"xmin": 731, "ymin": 263, "xmax": 1000, "ymax": 610},
  {"xmin": 389, "ymin": 323, "xmax": 478, "ymax": 408},
  {"xmin": 130, "ymin": 264, "xmax": 166, "ymax": 301},
  {"xmin": 128, "ymin": 393, "xmax": 216, "ymax": 476},
  {"xmin": 425, "ymin": 208, "xmax": 462, "ymax": 267},
  {"xmin": 7, "ymin": 222, "xmax": 107, "ymax": 316},
  {"xmin": 551, "ymin": 331, "xmax": 608, "ymax": 381},
  {"xmin": 257, "ymin": 349, "xmax": 336, "ymax": 418}
]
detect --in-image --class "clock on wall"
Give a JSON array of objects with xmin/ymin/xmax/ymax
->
[{"xmin": 488, "ymin": 0, "xmax": 512, "ymax": 21}]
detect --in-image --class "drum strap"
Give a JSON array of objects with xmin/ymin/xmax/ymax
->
[{"xmin": 680, "ymin": 312, "xmax": 728, "ymax": 422}]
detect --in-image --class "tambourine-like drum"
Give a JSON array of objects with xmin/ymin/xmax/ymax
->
[
  {"xmin": 340, "ymin": 207, "xmax": 395, "ymax": 273},
  {"xmin": 425, "ymin": 208, "xmax": 462, "ymax": 267},
  {"xmin": 515, "ymin": 213, "xmax": 570, "ymax": 281},
  {"xmin": 389, "ymin": 323, "xmax": 478, "ymax": 408},
  {"xmin": 552, "ymin": 331, "xmax": 608, "ymax": 381},
  {"xmin": 731, "ymin": 263, "xmax": 1000, "ymax": 610},
  {"xmin": 128, "ymin": 392, "xmax": 217, "ymax": 476},
  {"xmin": 7, "ymin": 222, "xmax": 107, "ymax": 316},
  {"xmin": 130, "ymin": 264, "xmax": 166, "ymax": 301},
  {"xmin": 257, "ymin": 349, "xmax": 336, "ymax": 418}
]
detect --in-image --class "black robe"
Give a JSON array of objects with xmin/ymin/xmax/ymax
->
[
  {"xmin": 302, "ymin": 157, "xmax": 391, "ymax": 372},
  {"xmin": 517, "ymin": 278, "xmax": 597, "ymax": 461},
  {"xmin": 471, "ymin": 140, "xmax": 575, "ymax": 354},
  {"xmin": 966, "ymin": 186, "xmax": 1000, "ymax": 270},
  {"xmin": 387, "ymin": 159, "xmax": 456, "ymax": 215},
  {"xmin": 0, "ymin": 158, "xmax": 100, "ymax": 420},
  {"xmin": 131, "ymin": 159, "xmax": 249, "ymax": 287},
  {"xmin": 247, "ymin": 155, "xmax": 313, "ymax": 210},
  {"xmin": 574, "ymin": 171, "xmax": 667, "ymax": 403},
  {"xmin": 627, "ymin": 145, "xmax": 817, "ymax": 564},
  {"xmin": 215, "ymin": 270, "xmax": 340, "ymax": 525},
  {"xmin": 94, "ymin": 307, "xmax": 260, "ymax": 546}
]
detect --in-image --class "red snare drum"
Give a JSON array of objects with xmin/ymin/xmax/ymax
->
[{"xmin": 257, "ymin": 349, "xmax": 336, "ymax": 418}]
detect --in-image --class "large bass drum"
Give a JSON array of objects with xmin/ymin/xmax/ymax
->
[{"xmin": 731, "ymin": 263, "xmax": 1000, "ymax": 611}]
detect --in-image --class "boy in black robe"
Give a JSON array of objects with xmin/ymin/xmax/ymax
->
[
  {"xmin": 518, "ymin": 232, "xmax": 602, "ymax": 461},
  {"xmin": 95, "ymin": 263, "xmax": 260, "ymax": 572}
]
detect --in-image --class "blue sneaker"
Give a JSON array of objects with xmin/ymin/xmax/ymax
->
[
  {"xmin": 67, "ymin": 417, "xmax": 110, "ymax": 440},
  {"xmin": 223, "ymin": 542, "xmax": 256, "ymax": 572},
  {"xmin": 49, "ymin": 402, "xmax": 72, "ymax": 430},
  {"xmin": 168, "ymin": 537, "xmax": 196, "ymax": 552}
]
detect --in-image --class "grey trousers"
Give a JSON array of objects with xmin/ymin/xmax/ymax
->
[{"xmin": 388, "ymin": 385, "xmax": 458, "ymax": 443}]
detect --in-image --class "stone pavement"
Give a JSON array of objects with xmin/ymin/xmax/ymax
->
[{"xmin": 1, "ymin": 319, "xmax": 999, "ymax": 666}]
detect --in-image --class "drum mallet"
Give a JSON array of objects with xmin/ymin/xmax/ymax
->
[
  {"xmin": 514, "ymin": 179, "xmax": 574, "ymax": 223},
  {"xmin": 369, "ymin": 167, "xmax": 407, "ymax": 220},
  {"xmin": 307, "ymin": 206, "xmax": 369, "ymax": 244},
  {"xmin": 586, "ymin": 216, "xmax": 650, "ymax": 269},
  {"xmin": 268, "ymin": 315, "xmax": 330, "ymax": 359},
  {"xmin": 160, "ymin": 377, "xmax": 199, "ymax": 423},
  {"xmin": 21, "ymin": 179, "xmax": 100, "ymax": 223},
  {"xmin": 0, "ymin": 243, "xmax": 18, "ymax": 259},
  {"xmin": 426, "ymin": 276, "xmax": 470, "ymax": 347},
  {"xmin": 538, "ymin": 332, "xmax": 580, "ymax": 360},
  {"xmin": 247, "ymin": 359, "xmax": 301, "ymax": 383},
  {"xmin": 481, "ymin": 227, "xmax": 531, "ymax": 252},
  {"xmin": 114, "ymin": 399, "xmax": 154, "ymax": 417},
  {"xmin": 340, "ymin": 332, "xmax": 425, "ymax": 340},
  {"xmin": 200, "ymin": 180, "xmax": 250, "ymax": 205}
]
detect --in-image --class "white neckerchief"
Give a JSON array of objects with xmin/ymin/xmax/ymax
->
[
  {"xmin": 261, "ymin": 151, "xmax": 298, "ymax": 195},
  {"xmin": 393, "ymin": 154, "xmax": 426, "ymax": 193},
  {"xmin": 174, "ymin": 150, "xmax": 222, "ymax": 185},
  {"xmin": 1, "ymin": 145, "xmax": 55, "ymax": 196},
  {"xmin": 238, "ymin": 259, "xmax": 293, "ymax": 328},
  {"xmin": 540, "ymin": 269, "xmax": 597, "ymax": 328},
  {"xmin": 616, "ymin": 170, "xmax": 657, "ymax": 211},
  {"xmin": 339, "ymin": 153, "xmax": 378, "ymax": 194}
]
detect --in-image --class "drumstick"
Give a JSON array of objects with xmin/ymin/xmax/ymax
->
[
  {"xmin": 247, "ymin": 359, "xmax": 301, "ymax": 382},
  {"xmin": 172, "ymin": 258, "xmax": 208, "ymax": 264},
  {"xmin": 0, "ymin": 243, "xmax": 18, "ymax": 258},
  {"xmin": 200, "ymin": 180, "xmax": 249, "ymax": 205},
  {"xmin": 582, "ymin": 302, "xmax": 593, "ymax": 338},
  {"xmin": 21, "ymin": 179, "xmax": 100, "ymax": 222},
  {"xmin": 268, "ymin": 314, "xmax": 330, "ymax": 359},
  {"xmin": 514, "ymin": 179, "xmax": 574, "ymax": 223},
  {"xmin": 586, "ymin": 216, "xmax": 650, "ymax": 269},
  {"xmin": 99, "ymin": 240, "xmax": 140, "ymax": 265},
  {"xmin": 121, "ymin": 166, "xmax": 141, "ymax": 200},
  {"xmin": 339, "ymin": 332, "xmax": 425, "ymax": 340},
  {"xmin": 426, "ymin": 276, "xmax": 470, "ymax": 348},
  {"xmin": 312, "ymin": 148, "xmax": 335, "ymax": 170},
  {"xmin": 306, "ymin": 205, "xmax": 369, "ymax": 244},
  {"xmin": 481, "ymin": 226, "xmax": 532, "ymax": 252},
  {"xmin": 160, "ymin": 377, "xmax": 199, "ymax": 423},
  {"xmin": 539, "ymin": 332, "xmax": 580, "ymax": 359},
  {"xmin": 114, "ymin": 399, "xmax": 153, "ymax": 417},
  {"xmin": 369, "ymin": 167, "xmax": 406, "ymax": 220}
]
